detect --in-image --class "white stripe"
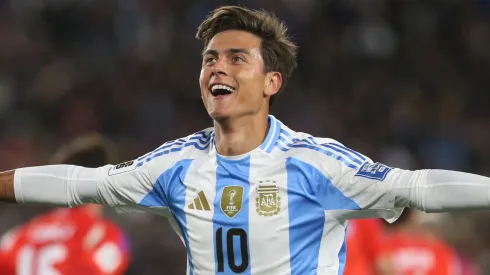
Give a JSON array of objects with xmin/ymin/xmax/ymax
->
[
  {"xmin": 277, "ymin": 139, "xmax": 292, "ymax": 149},
  {"xmin": 312, "ymin": 137, "xmax": 367, "ymax": 164},
  {"xmin": 287, "ymin": 140, "xmax": 361, "ymax": 169},
  {"xmin": 317, "ymin": 213, "xmax": 347, "ymax": 275},
  {"xmin": 166, "ymin": 215, "xmax": 191, "ymax": 275},
  {"xmin": 248, "ymin": 153, "xmax": 291, "ymax": 275},
  {"xmin": 184, "ymin": 157, "xmax": 217, "ymax": 274}
]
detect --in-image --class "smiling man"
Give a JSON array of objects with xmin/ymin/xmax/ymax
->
[{"xmin": 2, "ymin": 5, "xmax": 490, "ymax": 275}]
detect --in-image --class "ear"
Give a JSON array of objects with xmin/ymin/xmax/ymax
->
[{"xmin": 264, "ymin": 72, "xmax": 282, "ymax": 97}]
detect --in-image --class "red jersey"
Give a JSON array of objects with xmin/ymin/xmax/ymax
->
[
  {"xmin": 378, "ymin": 231, "xmax": 460, "ymax": 275},
  {"xmin": 344, "ymin": 219, "xmax": 384, "ymax": 275},
  {"xmin": 0, "ymin": 207, "xmax": 130, "ymax": 275}
]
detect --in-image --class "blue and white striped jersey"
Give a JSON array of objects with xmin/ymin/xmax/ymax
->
[{"xmin": 97, "ymin": 115, "xmax": 404, "ymax": 275}]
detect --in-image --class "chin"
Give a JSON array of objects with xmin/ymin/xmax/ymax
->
[{"xmin": 208, "ymin": 110, "xmax": 232, "ymax": 122}]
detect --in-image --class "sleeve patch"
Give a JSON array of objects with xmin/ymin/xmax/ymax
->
[
  {"xmin": 108, "ymin": 161, "xmax": 136, "ymax": 176},
  {"xmin": 355, "ymin": 162, "xmax": 392, "ymax": 181}
]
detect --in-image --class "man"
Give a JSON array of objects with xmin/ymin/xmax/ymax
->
[
  {"xmin": 0, "ymin": 5, "xmax": 490, "ymax": 275},
  {"xmin": 0, "ymin": 134, "xmax": 130, "ymax": 275},
  {"xmin": 377, "ymin": 209, "xmax": 460, "ymax": 275}
]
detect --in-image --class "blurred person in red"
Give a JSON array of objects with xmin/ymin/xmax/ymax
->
[
  {"xmin": 0, "ymin": 134, "xmax": 131, "ymax": 275},
  {"xmin": 344, "ymin": 219, "xmax": 395, "ymax": 275},
  {"xmin": 377, "ymin": 209, "xmax": 460, "ymax": 275}
]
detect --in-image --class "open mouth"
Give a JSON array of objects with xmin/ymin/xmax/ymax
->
[{"xmin": 210, "ymin": 84, "xmax": 236, "ymax": 97}]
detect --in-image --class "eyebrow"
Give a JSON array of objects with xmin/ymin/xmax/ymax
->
[{"xmin": 202, "ymin": 48, "xmax": 251, "ymax": 56}]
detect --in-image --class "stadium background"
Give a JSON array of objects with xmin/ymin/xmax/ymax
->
[{"xmin": 0, "ymin": 0, "xmax": 489, "ymax": 273}]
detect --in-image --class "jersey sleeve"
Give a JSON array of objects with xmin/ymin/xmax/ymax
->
[
  {"xmin": 321, "ymin": 142, "xmax": 406, "ymax": 222},
  {"xmin": 14, "ymin": 149, "xmax": 178, "ymax": 213},
  {"xmin": 92, "ymin": 159, "xmax": 157, "ymax": 211},
  {"xmin": 334, "ymin": 161, "xmax": 406, "ymax": 222}
]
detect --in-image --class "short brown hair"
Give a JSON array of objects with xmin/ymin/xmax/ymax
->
[
  {"xmin": 196, "ymin": 6, "xmax": 298, "ymax": 107},
  {"xmin": 50, "ymin": 133, "xmax": 117, "ymax": 168}
]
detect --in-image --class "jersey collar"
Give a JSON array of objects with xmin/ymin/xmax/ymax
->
[
  {"xmin": 259, "ymin": 115, "xmax": 282, "ymax": 153},
  {"xmin": 209, "ymin": 115, "xmax": 282, "ymax": 156}
]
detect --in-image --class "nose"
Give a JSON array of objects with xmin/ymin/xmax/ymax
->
[{"xmin": 211, "ymin": 58, "xmax": 228, "ymax": 77}]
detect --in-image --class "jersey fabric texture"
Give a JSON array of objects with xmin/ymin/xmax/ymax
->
[
  {"xmin": 0, "ymin": 207, "xmax": 130, "ymax": 275},
  {"xmin": 90, "ymin": 115, "xmax": 404, "ymax": 275}
]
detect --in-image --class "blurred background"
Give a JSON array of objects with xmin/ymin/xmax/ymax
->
[{"xmin": 0, "ymin": 0, "xmax": 489, "ymax": 274}]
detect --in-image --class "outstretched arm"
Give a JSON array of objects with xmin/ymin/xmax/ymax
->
[
  {"xmin": 0, "ymin": 165, "xmax": 104, "ymax": 206},
  {"xmin": 0, "ymin": 162, "xmax": 154, "ymax": 209},
  {"xmin": 393, "ymin": 169, "xmax": 490, "ymax": 212},
  {"xmin": 0, "ymin": 171, "xmax": 16, "ymax": 203}
]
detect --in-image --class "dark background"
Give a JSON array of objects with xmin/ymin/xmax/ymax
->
[{"xmin": 0, "ymin": 0, "xmax": 489, "ymax": 273}]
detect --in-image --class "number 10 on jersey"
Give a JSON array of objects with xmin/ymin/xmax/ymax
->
[{"xmin": 215, "ymin": 227, "xmax": 249, "ymax": 273}]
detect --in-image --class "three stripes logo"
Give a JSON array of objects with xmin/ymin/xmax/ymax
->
[{"xmin": 188, "ymin": 191, "xmax": 211, "ymax": 211}]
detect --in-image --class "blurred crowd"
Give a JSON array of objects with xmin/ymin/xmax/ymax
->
[{"xmin": 0, "ymin": 0, "xmax": 489, "ymax": 274}]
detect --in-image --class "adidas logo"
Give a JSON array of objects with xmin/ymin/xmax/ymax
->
[{"xmin": 188, "ymin": 191, "xmax": 211, "ymax": 211}]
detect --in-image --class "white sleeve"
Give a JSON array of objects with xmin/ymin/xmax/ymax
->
[
  {"xmin": 393, "ymin": 169, "xmax": 490, "ymax": 212},
  {"xmin": 331, "ymin": 159, "xmax": 490, "ymax": 222},
  {"xmin": 329, "ymin": 160, "xmax": 404, "ymax": 222},
  {"xmin": 14, "ymin": 160, "xmax": 155, "ymax": 210}
]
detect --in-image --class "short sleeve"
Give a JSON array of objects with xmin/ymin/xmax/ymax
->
[
  {"xmin": 92, "ymin": 159, "xmax": 156, "ymax": 211},
  {"xmin": 324, "ymin": 145, "xmax": 405, "ymax": 222}
]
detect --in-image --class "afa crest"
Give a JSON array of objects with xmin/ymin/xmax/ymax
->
[{"xmin": 255, "ymin": 181, "xmax": 281, "ymax": 217}]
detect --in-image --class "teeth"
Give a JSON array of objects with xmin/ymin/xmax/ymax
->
[{"xmin": 211, "ymin": 84, "xmax": 235, "ymax": 93}]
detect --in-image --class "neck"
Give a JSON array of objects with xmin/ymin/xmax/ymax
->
[{"xmin": 214, "ymin": 114, "xmax": 270, "ymax": 156}]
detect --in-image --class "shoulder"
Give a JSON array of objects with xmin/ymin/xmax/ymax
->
[
  {"xmin": 275, "ymin": 126, "xmax": 369, "ymax": 172},
  {"xmin": 132, "ymin": 128, "xmax": 214, "ymax": 169},
  {"xmin": 150, "ymin": 128, "xmax": 213, "ymax": 156}
]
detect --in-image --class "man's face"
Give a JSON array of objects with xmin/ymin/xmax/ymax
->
[{"xmin": 199, "ymin": 30, "xmax": 276, "ymax": 121}]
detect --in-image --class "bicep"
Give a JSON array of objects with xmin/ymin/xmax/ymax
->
[{"xmin": 91, "ymin": 163, "xmax": 154, "ymax": 208}]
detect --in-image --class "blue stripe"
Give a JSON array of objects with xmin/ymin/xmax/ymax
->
[
  {"xmin": 275, "ymin": 141, "xmax": 290, "ymax": 152},
  {"xmin": 328, "ymin": 143, "xmax": 367, "ymax": 162},
  {"xmin": 318, "ymin": 144, "xmax": 364, "ymax": 166},
  {"xmin": 136, "ymin": 141, "xmax": 210, "ymax": 167},
  {"xmin": 213, "ymin": 156, "xmax": 251, "ymax": 275},
  {"xmin": 286, "ymin": 158, "xmax": 325, "ymax": 275},
  {"xmin": 137, "ymin": 140, "xmax": 184, "ymax": 161},
  {"xmin": 137, "ymin": 152, "xmax": 153, "ymax": 161},
  {"xmin": 279, "ymin": 131, "xmax": 314, "ymax": 145},
  {"xmin": 150, "ymin": 131, "xmax": 208, "ymax": 157},
  {"xmin": 189, "ymin": 134, "xmax": 210, "ymax": 143},
  {"xmin": 277, "ymin": 133, "xmax": 362, "ymax": 169},
  {"xmin": 337, "ymin": 228, "xmax": 348, "ymax": 275},
  {"xmin": 138, "ymin": 159, "xmax": 195, "ymax": 275},
  {"xmin": 305, "ymin": 136, "xmax": 366, "ymax": 164},
  {"xmin": 152, "ymin": 139, "xmax": 186, "ymax": 153},
  {"xmin": 265, "ymin": 117, "xmax": 282, "ymax": 152},
  {"xmin": 260, "ymin": 116, "xmax": 279, "ymax": 152},
  {"xmin": 286, "ymin": 158, "xmax": 359, "ymax": 275},
  {"xmin": 292, "ymin": 144, "xmax": 359, "ymax": 170},
  {"xmin": 300, "ymin": 135, "xmax": 365, "ymax": 165}
]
